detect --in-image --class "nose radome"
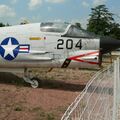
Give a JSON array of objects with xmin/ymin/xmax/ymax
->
[{"xmin": 100, "ymin": 36, "xmax": 120, "ymax": 54}]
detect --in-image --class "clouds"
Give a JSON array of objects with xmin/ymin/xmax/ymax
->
[
  {"xmin": 0, "ymin": 5, "xmax": 16, "ymax": 17},
  {"xmin": 82, "ymin": 1, "xmax": 90, "ymax": 8},
  {"xmin": 28, "ymin": 0, "xmax": 43, "ymax": 9},
  {"xmin": 93, "ymin": 0, "xmax": 107, "ymax": 6},
  {"xmin": 0, "ymin": 0, "xmax": 66, "ymax": 18},
  {"xmin": 28, "ymin": 0, "xmax": 107, "ymax": 10},
  {"xmin": 28, "ymin": 0, "xmax": 65, "ymax": 9},
  {"xmin": 45, "ymin": 0, "xmax": 65, "ymax": 3},
  {"xmin": 82, "ymin": 0, "xmax": 107, "ymax": 8},
  {"xmin": 11, "ymin": 0, "xmax": 18, "ymax": 4},
  {"xmin": 0, "ymin": 0, "xmax": 116, "ymax": 27}
]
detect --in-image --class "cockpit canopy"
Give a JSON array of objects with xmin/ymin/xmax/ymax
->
[
  {"xmin": 40, "ymin": 22, "xmax": 95, "ymax": 38},
  {"xmin": 40, "ymin": 22, "xmax": 69, "ymax": 33}
]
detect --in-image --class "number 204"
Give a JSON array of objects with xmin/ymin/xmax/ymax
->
[{"xmin": 57, "ymin": 39, "xmax": 82, "ymax": 49}]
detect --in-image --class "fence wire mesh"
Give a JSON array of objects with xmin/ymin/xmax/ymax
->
[{"xmin": 61, "ymin": 58, "xmax": 120, "ymax": 120}]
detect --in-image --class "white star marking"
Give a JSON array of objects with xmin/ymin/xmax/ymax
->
[{"xmin": 1, "ymin": 38, "xmax": 18, "ymax": 58}]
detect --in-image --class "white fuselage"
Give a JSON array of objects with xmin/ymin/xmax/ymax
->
[{"xmin": 0, "ymin": 23, "xmax": 100, "ymax": 69}]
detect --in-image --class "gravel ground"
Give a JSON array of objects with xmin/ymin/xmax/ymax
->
[{"xmin": 0, "ymin": 68, "xmax": 97, "ymax": 120}]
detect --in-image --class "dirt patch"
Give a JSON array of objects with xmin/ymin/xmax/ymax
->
[{"xmin": 0, "ymin": 68, "xmax": 97, "ymax": 120}]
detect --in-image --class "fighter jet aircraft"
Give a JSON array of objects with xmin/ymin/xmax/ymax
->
[{"xmin": 0, "ymin": 22, "xmax": 120, "ymax": 88}]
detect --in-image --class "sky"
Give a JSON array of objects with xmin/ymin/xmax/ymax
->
[{"xmin": 0, "ymin": 0, "xmax": 120, "ymax": 28}]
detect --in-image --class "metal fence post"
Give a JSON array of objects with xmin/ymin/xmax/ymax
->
[{"xmin": 112, "ymin": 60, "xmax": 117, "ymax": 120}]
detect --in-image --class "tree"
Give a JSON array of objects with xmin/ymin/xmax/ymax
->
[
  {"xmin": 6, "ymin": 23, "xmax": 10, "ymax": 26},
  {"xmin": 75, "ymin": 23, "xmax": 82, "ymax": 29},
  {"xmin": 87, "ymin": 5, "xmax": 114, "ymax": 36},
  {"xmin": 0, "ymin": 22, "xmax": 5, "ymax": 27},
  {"xmin": 109, "ymin": 23, "xmax": 120, "ymax": 39},
  {"xmin": 20, "ymin": 19, "xmax": 29, "ymax": 25},
  {"xmin": 0, "ymin": 22, "xmax": 10, "ymax": 27}
]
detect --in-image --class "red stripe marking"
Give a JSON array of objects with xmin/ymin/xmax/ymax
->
[
  {"xmin": 20, "ymin": 48, "xmax": 28, "ymax": 50},
  {"xmin": 68, "ymin": 51, "xmax": 99, "ymax": 65},
  {"xmin": 69, "ymin": 51, "xmax": 99, "ymax": 60},
  {"xmin": 72, "ymin": 59, "xmax": 99, "ymax": 65}
]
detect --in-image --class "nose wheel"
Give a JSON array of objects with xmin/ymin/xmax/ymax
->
[
  {"xmin": 31, "ymin": 78, "xmax": 39, "ymax": 88},
  {"xmin": 23, "ymin": 77, "xmax": 39, "ymax": 88},
  {"xmin": 23, "ymin": 68, "xmax": 39, "ymax": 88}
]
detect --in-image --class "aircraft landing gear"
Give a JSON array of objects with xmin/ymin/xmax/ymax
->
[
  {"xmin": 31, "ymin": 78, "xmax": 39, "ymax": 88},
  {"xmin": 23, "ymin": 68, "xmax": 39, "ymax": 88}
]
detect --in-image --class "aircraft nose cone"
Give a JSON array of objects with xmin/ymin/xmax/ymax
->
[{"xmin": 100, "ymin": 36, "xmax": 120, "ymax": 54}]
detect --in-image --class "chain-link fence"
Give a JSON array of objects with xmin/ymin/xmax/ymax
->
[{"xmin": 61, "ymin": 58, "xmax": 120, "ymax": 120}]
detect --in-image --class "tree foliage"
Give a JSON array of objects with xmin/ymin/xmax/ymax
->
[
  {"xmin": 87, "ymin": 5, "xmax": 114, "ymax": 35},
  {"xmin": 87, "ymin": 4, "xmax": 120, "ymax": 39},
  {"xmin": 0, "ymin": 22, "xmax": 10, "ymax": 27},
  {"xmin": 0, "ymin": 22, "xmax": 5, "ymax": 27},
  {"xmin": 109, "ymin": 23, "xmax": 120, "ymax": 39},
  {"xmin": 75, "ymin": 23, "xmax": 82, "ymax": 29}
]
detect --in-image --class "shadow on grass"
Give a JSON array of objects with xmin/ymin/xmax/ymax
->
[{"xmin": 0, "ymin": 72, "xmax": 85, "ymax": 92}]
